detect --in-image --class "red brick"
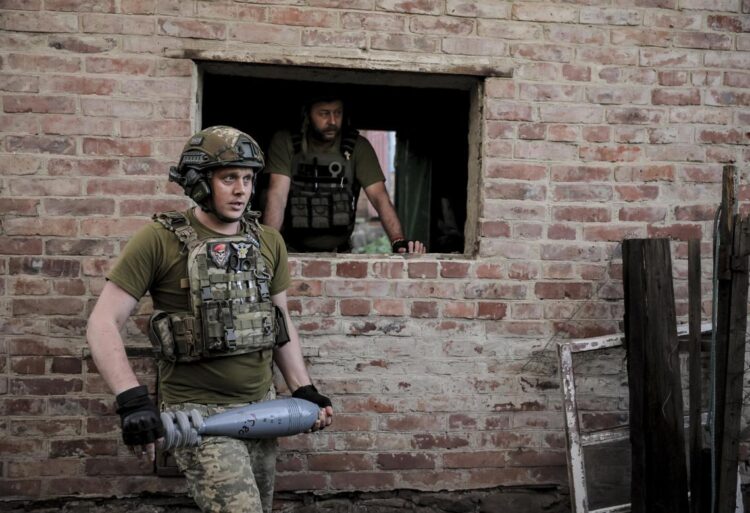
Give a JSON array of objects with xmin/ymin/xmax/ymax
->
[
  {"xmin": 308, "ymin": 453, "xmax": 372, "ymax": 471},
  {"xmin": 547, "ymin": 224, "xmax": 577, "ymax": 240},
  {"xmin": 10, "ymin": 356, "xmax": 46, "ymax": 375},
  {"xmin": 675, "ymin": 205, "xmax": 716, "ymax": 221},
  {"xmin": 336, "ymin": 261, "xmax": 368, "ymax": 278},
  {"xmin": 157, "ymin": 17, "xmax": 226, "ymax": 39},
  {"xmin": 443, "ymin": 301, "xmax": 476, "ymax": 318},
  {"xmin": 302, "ymin": 260, "xmax": 331, "ymax": 278},
  {"xmin": 479, "ymin": 221, "xmax": 510, "ymax": 239},
  {"xmin": 377, "ymin": 452, "xmax": 436, "ymax": 470},
  {"xmin": 410, "ymin": 301, "xmax": 438, "ymax": 318},
  {"xmin": 0, "ymin": 237, "xmax": 43, "ymax": 256},
  {"xmin": 371, "ymin": 33, "xmax": 439, "ymax": 52},
  {"xmin": 652, "ymin": 88, "xmax": 701, "ymax": 105},
  {"xmin": 440, "ymin": 262, "xmax": 470, "ymax": 278},
  {"xmin": 508, "ymin": 261, "xmax": 539, "ymax": 280},
  {"xmin": 534, "ymin": 282, "xmax": 593, "ymax": 300},
  {"xmin": 408, "ymin": 262, "xmax": 438, "ymax": 279},
  {"xmin": 9, "ymin": 377, "xmax": 82, "ymax": 396},
  {"xmin": 583, "ymin": 225, "xmax": 646, "ymax": 241},
  {"xmin": 512, "ymin": 3, "xmax": 576, "ymax": 22},
  {"xmin": 486, "ymin": 182, "xmax": 546, "ymax": 201},
  {"xmin": 13, "ymin": 297, "xmax": 85, "ymax": 316},
  {"xmin": 50, "ymin": 439, "xmax": 117, "ymax": 458},
  {"xmin": 486, "ymin": 100, "xmax": 533, "ymax": 121},
  {"xmin": 269, "ymin": 7, "xmax": 338, "ymax": 27},
  {"xmin": 372, "ymin": 299, "xmax": 406, "ymax": 316},
  {"xmin": 3, "ymin": 12, "xmax": 78, "ymax": 33},
  {"xmin": 647, "ymin": 224, "xmax": 702, "ymax": 241},
  {"xmin": 4, "ymin": 95, "xmax": 76, "ymax": 114},
  {"xmin": 473, "ymin": 263, "xmax": 503, "ymax": 279},
  {"xmin": 619, "ymin": 206, "xmax": 667, "ymax": 222},
  {"xmin": 444, "ymin": 451, "xmax": 506, "ymax": 469},
  {"xmin": 51, "ymin": 356, "xmax": 83, "ymax": 374},
  {"xmin": 410, "ymin": 15, "xmax": 474, "ymax": 35},
  {"xmin": 4, "ymin": 218, "xmax": 77, "ymax": 236},
  {"xmin": 119, "ymin": 198, "xmax": 188, "ymax": 216},
  {"xmin": 464, "ymin": 282, "xmax": 526, "ymax": 299},
  {"xmin": 44, "ymin": 198, "xmax": 115, "ymax": 216},
  {"xmin": 477, "ymin": 302, "xmax": 507, "ymax": 320},
  {"xmin": 615, "ymin": 185, "xmax": 659, "ymax": 201},
  {"xmin": 580, "ymin": 145, "xmax": 641, "ymax": 162},
  {"xmin": 82, "ymin": 137, "xmax": 151, "ymax": 157},
  {"xmin": 412, "ymin": 433, "xmax": 470, "ymax": 450},
  {"xmin": 7, "ymin": 135, "xmax": 76, "ymax": 155},
  {"xmin": 376, "ymin": 0, "xmax": 442, "ymax": 14},
  {"xmin": 85, "ymin": 458, "xmax": 154, "ymax": 476},
  {"xmin": 275, "ymin": 473, "xmax": 327, "ymax": 492},
  {"xmin": 340, "ymin": 298, "xmax": 371, "ymax": 316},
  {"xmin": 229, "ymin": 23, "xmax": 300, "ymax": 45},
  {"xmin": 553, "ymin": 206, "xmax": 610, "ymax": 223},
  {"xmin": 341, "ymin": 12, "xmax": 406, "ymax": 31}
]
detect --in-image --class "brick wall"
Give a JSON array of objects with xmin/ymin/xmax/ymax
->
[{"xmin": 1, "ymin": 0, "xmax": 749, "ymax": 504}]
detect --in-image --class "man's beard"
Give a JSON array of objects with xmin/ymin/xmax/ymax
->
[{"xmin": 311, "ymin": 125, "xmax": 339, "ymax": 142}]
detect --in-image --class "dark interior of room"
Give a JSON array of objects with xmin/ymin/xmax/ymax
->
[{"xmin": 201, "ymin": 68, "xmax": 471, "ymax": 254}]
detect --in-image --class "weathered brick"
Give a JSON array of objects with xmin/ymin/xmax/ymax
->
[
  {"xmin": 410, "ymin": 15, "xmax": 474, "ymax": 35},
  {"xmin": 370, "ymin": 33, "xmax": 439, "ymax": 52},
  {"xmin": 377, "ymin": 452, "xmax": 436, "ymax": 469},
  {"xmin": 10, "ymin": 377, "xmax": 83, "ymax": 396},
  {"xmin": 372, "ymin": 298, "xmax": 406, "ymax": 316},
  {"xmin": 410, "ymin": 300, "xmax": 438, "ymax": 318},
  {"xmin": 407, "ymin": 262, "xmax": 438, "ymax": 279},
  {"xmin": 157, "ymin": 17, "xmax": 226, "ymax": 39},
  {"xmin": 447, "ymin": 0, "xmax": 510, "ymax": 19},
  {"xmin": 336, "ymin": 261, "xmax": 368, "ymax": 278},
  {"xmin": 308, "ymin": 453, "xmax": 372, "ymax": 471},
  {"xmin": 376, "ymin": 0, "xmax": 442, "ymax": 15},
  {"xmin": 340, "ymin": 298, "xmax": 371, "ymax": 316}
]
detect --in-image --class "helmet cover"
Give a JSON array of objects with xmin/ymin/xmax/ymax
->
[{"xmin": 169, "ymin": 126, "xmax": 264, "ymax": 207}]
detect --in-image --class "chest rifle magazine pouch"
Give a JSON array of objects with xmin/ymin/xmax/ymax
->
[
  {"xmin": 274, "ymin": 305, "xmax": 290, "ymax": 347},
  {"xmin": 148, "ymin": 310, "xmax": 176, "ymax": 362}
]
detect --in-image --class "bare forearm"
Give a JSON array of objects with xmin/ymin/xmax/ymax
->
[
  {"xmin": 87, "ymin": 318, "xmax": 140, "ymax": 395},
  {"xmin": 375, "ymin": 200, "xmax": 405, "ymax": 243},
  {"xmin": 263, "ymin": 194, "xmax": 285, "ymax": 230},
  {"xmin": 263, "ymin": 174, "xmax": 291, "ymax": 231}
]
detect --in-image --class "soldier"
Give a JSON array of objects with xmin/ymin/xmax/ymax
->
[
  {"xmin": 86, "ymin": 126, "xmax": 333, "ymax": 513},
  {"xmin": 262, "ymin": 92, "xmax": 426, "ymax": 254}
]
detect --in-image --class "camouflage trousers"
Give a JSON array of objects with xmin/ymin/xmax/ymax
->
[{"xmin": 167, "ymin": 389, "xmax": 278, "ymax": 513}]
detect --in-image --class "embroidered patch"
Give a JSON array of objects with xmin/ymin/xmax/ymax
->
[
  {"xmin": 209, "ymin": 242, "xmax": 230, "ymax": 268},
  {"xmin": 232, "ymin": 242, "xmax": 251, "ymax": 260}
]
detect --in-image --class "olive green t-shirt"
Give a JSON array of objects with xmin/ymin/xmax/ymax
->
[{"xmin": 107, "ymin": 208, "xmax": 290, "ymax": 405}]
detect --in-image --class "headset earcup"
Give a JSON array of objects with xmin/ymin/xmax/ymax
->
[{"xmin": 188, "ymin": 179, "xmax": 211, "ymax": 205}]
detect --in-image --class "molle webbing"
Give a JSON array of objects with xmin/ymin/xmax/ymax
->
[{"xmin": 148, "ymin": 211, "xmax": 278, "ymax": 362}]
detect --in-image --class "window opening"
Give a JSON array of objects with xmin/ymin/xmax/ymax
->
[{"xmin": 200, "ymin": 64, "xmax": 476, "ymax": 255}]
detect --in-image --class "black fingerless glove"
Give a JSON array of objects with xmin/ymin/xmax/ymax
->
[
  {"xmin": 292, "ymin": 384, "xmax": 332, "ymax": 409},
  {"xmin": 391, "ymin": 238, "xmax": 409, "ymax": 253},
  {"xmin": 115, "ymin": 385, "xmax": 164, "ymax": 446}
]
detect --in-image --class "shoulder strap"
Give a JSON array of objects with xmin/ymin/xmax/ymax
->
[
  {"xmin": 340, "ymin": 128, "xmax": 359, "ymax": 161},
  {"xmin": 153, "ymin": 211, "xmax": 199, "ymax": 253},
  {"xmin": 291, "ymin": 132, "xmax": 303, "ymax": 156}
]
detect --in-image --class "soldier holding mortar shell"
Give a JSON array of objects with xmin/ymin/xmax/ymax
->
[{"xmin": 87, "ymin": 126, "xmax": 333, "ymax": 513}]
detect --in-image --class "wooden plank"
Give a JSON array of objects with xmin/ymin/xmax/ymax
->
[
  {"xmin": 713, "ymin": 165, "xmax": 737, "ymax": 513},
  {"xmin": 716, "ymin": 215, "xmax": 750, "ymax": 513},
  {"xmin": 688, "ymin": 239, "xmax": 702, "ymax": 513},
  {"xmin": 558, "ymin": 342, "xmax": 590, "ymax": 513},
  {"xmin": 623, "ymin": 238, "xmax": 688, "ymax": 513}
]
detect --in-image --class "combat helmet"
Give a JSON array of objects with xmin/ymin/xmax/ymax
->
[{"xmin": 169, "ymin": 125, "xmax": 264, "ymax": 209}]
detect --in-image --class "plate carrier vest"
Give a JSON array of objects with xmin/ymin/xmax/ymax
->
[
  {"xmin": 284, "ymin": 128, "xmax": 360, "ymax": 249},
  {"xmin": 147, "ymin": 211, "xmax": 287, "ymax": 363}
]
